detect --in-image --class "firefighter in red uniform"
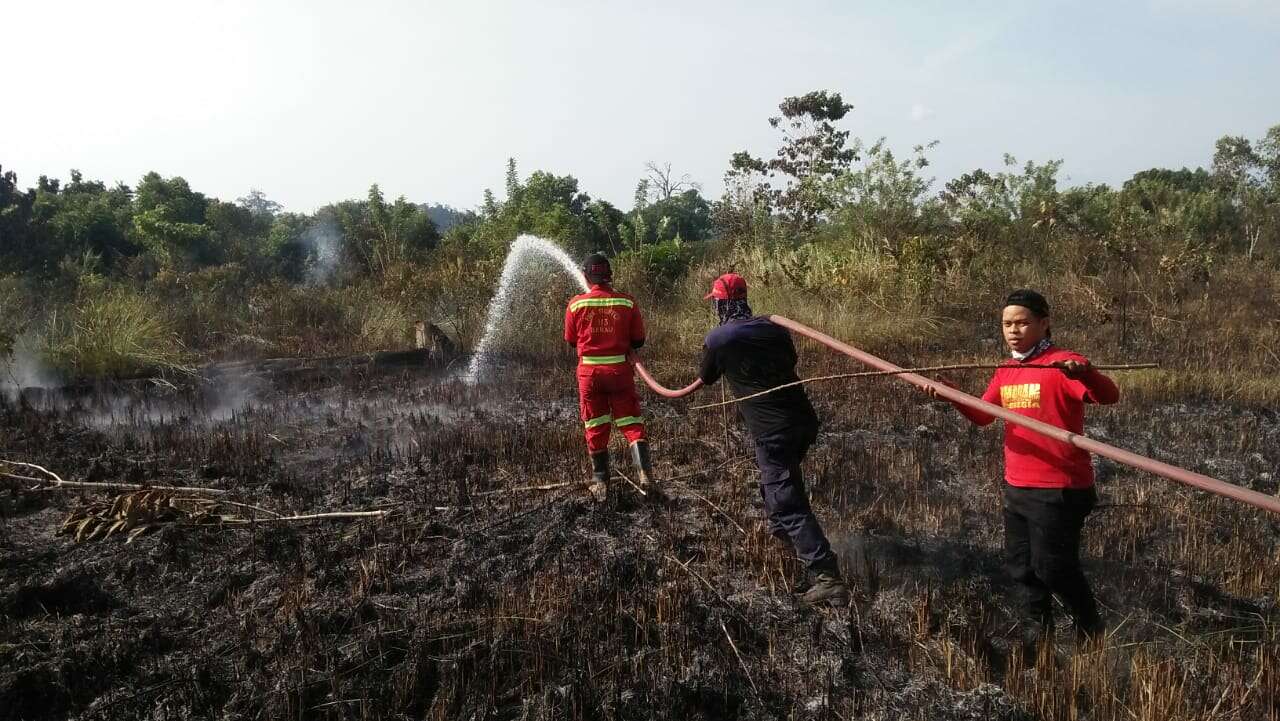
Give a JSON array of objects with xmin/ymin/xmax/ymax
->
[{"xmin": 564, "ymin": 253, "xmax": 656, "ymax": 500}]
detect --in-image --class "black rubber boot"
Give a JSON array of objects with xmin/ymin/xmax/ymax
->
[
  {"xmin": 1074, "ymin": 609, "xmax": 1106, "ymax": 645},
  {"xmin": 629, "ymin": 440, "xmax": 663, "ymax": 500},
  {"xmin": 1017, "ymin": 608, "xmax": 1055, "ymax": 661},
  {"xmin": 801, "ymin": 554, "xmax": 850, "ymax": 608},
  {"xmin": 588, "ymin": 451, "xmax": 610, "ymax": 502}
]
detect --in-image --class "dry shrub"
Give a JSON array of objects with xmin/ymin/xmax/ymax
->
[
  {"xmin": 149, "ymin": 264, "xmax": 257, "ymax": 353},
  {"xmin": 1120, "ymin": 368, "xmax": 1280, "ymax": 407},
  {"xmin": 244, "ymin": 281, "xmax": 418, "ymax": 355},
  {"xmin": 0, "ymin": 275, "xmax": 35, "ymax": 352},
  {"xmin": 405, "ymin": 247, "xmax": 502, "ymax": 349},
  {"xmin": 244, "ymin": 281, "xmax": 351, "ymax": 355},
  {"xmin": 354, "ymin": 295, "xmax": 412, "ymax": 349},
  {"xmin": 42, "ymin": 285, "xmax": 186, "ymax": 377},
  {"xmin": 633, "ymin": 243, "xmax": 941, "ymax": 359}
]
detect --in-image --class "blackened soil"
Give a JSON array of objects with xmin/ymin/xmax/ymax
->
[{"xmin": 1, "ymin": 358, "xmax": 1277, "ymax": 719}]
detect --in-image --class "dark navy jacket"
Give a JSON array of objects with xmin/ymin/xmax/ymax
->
[{"xmin": 697, "ymin": 316, "xmax": 818, "ymax": 439}]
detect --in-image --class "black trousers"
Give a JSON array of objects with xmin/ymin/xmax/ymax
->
[
  {"xmin": 754, "ymin": 424, "xmax": 834, "ymax": 569},
  {"xmin": 1002, "ymin": 484, "xmax": 1100, "ymax": 626}
]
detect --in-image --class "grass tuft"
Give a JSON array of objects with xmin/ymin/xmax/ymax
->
[{"xmin": 42, "ymin": 286, "xmax": 187, "ymax": 378}]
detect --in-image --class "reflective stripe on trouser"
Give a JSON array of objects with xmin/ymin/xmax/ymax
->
[{"xmin": 578, "ymin": 365, "xmax": 646, "ymax": 453}]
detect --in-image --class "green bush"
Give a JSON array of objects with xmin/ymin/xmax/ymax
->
[
  {"xmin": 43, "ymin": 286, "xmax": 186, "ymax": 377},
  {"xmin": 613, "ymin": 236, "xmax": 701, "ymax": 301},
  {"xmin": 0, "ymin": 276, "xmax": 34, "ymax": 357}
]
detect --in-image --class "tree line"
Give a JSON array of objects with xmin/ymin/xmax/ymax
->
[
  {"xmin": 1, "ymin": 90, "xmax": 1277, "ymax": 376},
  {"xmin": 0, "ymin": 158, "xmax": 715, "ymax": 286},
  {"xmin": 2, "ymin": 92, "xmax": 1276, "ymax": 289}
]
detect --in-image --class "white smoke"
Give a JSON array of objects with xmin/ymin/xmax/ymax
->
[
  {"xmin": 305, "ymin": 220, "xmax": 342, "ymax": 285},
  {"xmin": 0, "ymin": 335, "xmax": 57, "ymax": 400}
]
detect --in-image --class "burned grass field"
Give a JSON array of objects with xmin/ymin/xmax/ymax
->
[{"xmin": 1, "ymin": 354, "xmax": 1278, "ymax": 720}]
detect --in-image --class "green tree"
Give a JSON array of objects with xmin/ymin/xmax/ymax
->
[
  {"xmin": 21, "ymin": 171, "xmax": 137, "ymax": 276},
  {"xmin": 940, "ymin": 155, "xmax": 1064, "ymax": 243},
  {"xmin": 264, "ymin": 212, "xmax": 311, "ymax": 283},
  {"xmin": 585, "ymin": 199, "xmax": 626, "ymax": 254},
  {"xmin": 729, "ymin": 90, "xmax": 859, "ymax": 233},
  {"xmin": 635, "ymin": 189, "xmax": 712, "ymax": 244},
  {"xmin": 131, "ymin": 172, "xmax": 217, "ymax": 268},
  {"xmin": 236, "ymin": 188, "xmax": 282, "ymax": 218},
  {"xmin": 0, "ymin": 166, "xmax": 37, "ymax": 273},
  {"xmin": 473, "ymin": 161, "xmax": 603, "ymax": 254},
  {"xmin": 835, "ymin": 140, "xmax": 942, "ymax": 253},
  {"xmin": 1212, "ymin": 129, "xmax": 1280, "ymax": 257},
  {"xmin": 207, "ymin": 199, "xmax": 273, "ymax": 266},
  {"xmin": 337, "ymin": 184, "xmax": 440, "ymax": 276},
  {"xmin": 481, "ymin": 189, "xmax": 499, "ymax": 219}
]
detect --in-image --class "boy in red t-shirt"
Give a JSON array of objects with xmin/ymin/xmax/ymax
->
[{"xmin": 931, "ymin": 289, "xmax": 1118, "ymax": 643}]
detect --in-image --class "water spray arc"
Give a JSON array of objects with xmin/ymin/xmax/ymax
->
[{"xmin": 465, "ymin": 235, "xmax": 589, "ymax": 383}]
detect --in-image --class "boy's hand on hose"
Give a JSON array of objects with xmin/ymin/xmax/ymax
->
[
  {"xmin": 1052, "ymin": 359, "xmax": 1091, "ymax": 379},
  {"xmin": 924, "ymin": 377, "xmax": 957, "ymax": 401}
]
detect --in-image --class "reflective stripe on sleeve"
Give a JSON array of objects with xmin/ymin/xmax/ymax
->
[{"xmin": 569, "ymin": 297, "xmax": 635, "ymax": 313}]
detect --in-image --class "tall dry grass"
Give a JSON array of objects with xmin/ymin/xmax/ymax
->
[{"xmin": 40, "ymin": 285, "xmax": 187, "ymax": 377}]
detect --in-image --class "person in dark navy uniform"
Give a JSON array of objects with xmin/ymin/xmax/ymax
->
[{"xmin": 696, "ymin": 273, "xmax": 849, "ymax": 607}]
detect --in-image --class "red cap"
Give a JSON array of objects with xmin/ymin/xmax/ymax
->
[{"xmin": 704, "ymin": 273, "xmax": 748, "ymax": 300}]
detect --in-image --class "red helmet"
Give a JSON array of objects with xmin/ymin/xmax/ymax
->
[
  {"xmin": 704, "ymin": 273, "xmax": 748, "ymax": 300},
  {"xmin": 582, "ymin": 253, "xmax": 612, "ymax": 284}
]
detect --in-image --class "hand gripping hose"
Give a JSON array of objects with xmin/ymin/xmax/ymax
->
[{"xmin": 633, "ymin": 315, "xmax": 1280, "ymax": 516}]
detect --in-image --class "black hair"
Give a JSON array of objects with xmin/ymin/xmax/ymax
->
[
  {"xmin": 1004, "ymin": 289, "xmax": 1051, "ymax": 337},
  {"xmin": 1005, "ymin": 289, "xmax": 1049, "ymax": 317}
]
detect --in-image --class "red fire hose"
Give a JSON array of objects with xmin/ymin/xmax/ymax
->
[
  {"xmin": 632, "ymin": 357, "xmax": 702, "ymax": 398},
  {"xmin": 634, "ymin": 315, "xmax": 1280, "ymax": 516}
]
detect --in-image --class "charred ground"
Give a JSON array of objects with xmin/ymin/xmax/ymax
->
[{"xmin": 1, "ymin": 354, "xmax": 1278, "ymax": 720}]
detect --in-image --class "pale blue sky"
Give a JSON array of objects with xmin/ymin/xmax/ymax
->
[{"xmin": 3, "ymin": 0, "xmax": 1277, "ymax": 213}]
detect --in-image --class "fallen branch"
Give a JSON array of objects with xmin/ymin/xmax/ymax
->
[
  {"xmin": 475, "ymin": 481, "xmax": 586, "ymax": 496},
  {"xmin": 614, "ymin": 470, "xmax": 647, "ymax": 497},
  {"xmin": 224, "ymin": 510, "xmax": 391, "ymax": 524},
  {"xmin": 35, "ymin": 479, "xmax": 228, "ymax": 494},
  {"xmin": 684, "ymin": 488, "xmax": 748, "ymax": 536},
  {"xmin": 61, "ymin": 489, "xmax": 396, "ymax": 544},
  {"xmin": 721, "ymin": 619, "xmax": 760, "ymax": 697},
  {"xmin": 665, "ymin": 554, "xmax": 749, "ymax": 625},
  {"xmin": 171, "ymin": 497, "xmax": 282, "ymax": 519},
  {"xmin": 688, "ymin": 362, "xmax": 1159, "ymax": 411},
  {"xmin": 3, "ymin": 460, "xmax": 67, "ymax": 484},
  {"xmin": 1, "ymin": 459, "xmax": 227, "ymax": 495}
]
